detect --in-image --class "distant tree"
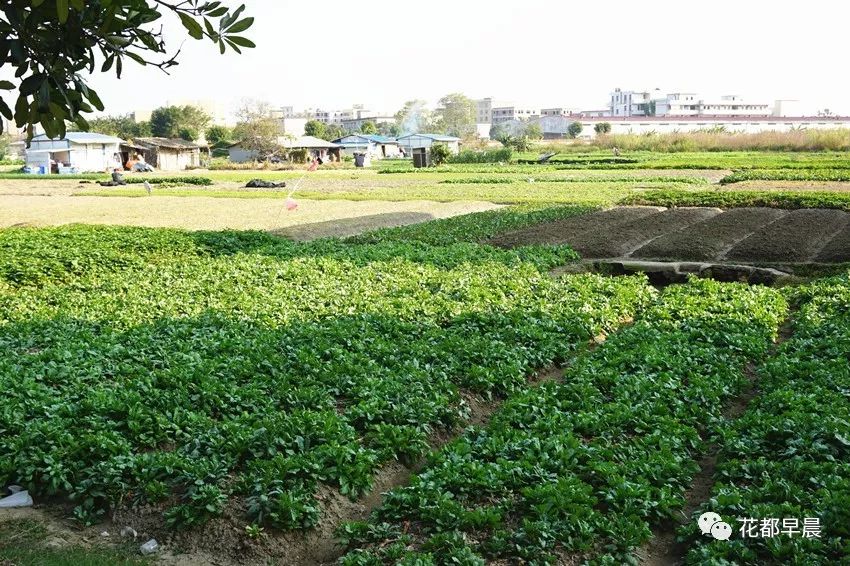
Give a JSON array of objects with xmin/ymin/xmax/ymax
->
[
  {"xmin": 232, "ymin": 100, "xmax": 283, "ymax": 161},
  {"xmin": 433, "ymin": 93, "xmax": 477, "ymax": 138},
  {"xmin": 379, "ymin": 123, "xmax": 401, "ymax": 137},
  {"xmin": 567, "ymin": 121, "xmax": 584, "ymax": 138},
  {"xmin": 818, "ymin": 108, "xmax": 834, "ymax": 117},
  {"xmin": 0, "ymin": 2, "xmax": 254, "ymax": 140},
  {"xmin": 395, "ymin": 100, "xmax": 431, "ymax": 134},
  {"xmin": 429, "ymin": 143, "xmax": 451, "ymax": 166},
  {"xmin": 359, "ymin": 121, "xmax": 378, "ymax": 134},
  {"xmin": 321, "ymin": 124, "xmax": 345, "ymax": 141},
  {"xmin": 525, "ymin": 123, "xmax": 543, "ymax": 140},
  {"xmin": 88, "ymin": 114, "xmax": 150, "ymax": 140},
  {"xmin": 594, "ymin": 122, "xmax": 612, "ymax": 134},
  {"xmin": 205, "ymin": 125, "xmax": 233, "ymax": 146},
  {"xmin": 150, "ymin": 105, "xmax": 211, "ymax": 141},
  {"xmin": 304, "ymin": 120, "xmax": 327, "ymax": 139}
]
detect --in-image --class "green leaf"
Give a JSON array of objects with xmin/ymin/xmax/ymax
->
[
  {"xmin": 225, "ymin": 35, "xmax": 255, "ymax": 49},
  {"xmin": 19, "ymin": 74, "xmax": 45, "ymax": 96},
  {"xmin": 0, "ymin": 81, "xmax": 14, "ymax": 90},
  {"xmin": 56, "ymin": 0, "xmax": 69, "ymax": 23},
  {"xmin": 225, "ymin": 17, "xmax": 253, "ymax": 34},
  {"xmin": 178, "ymin": 12, "xmax": 204, "ymax": 40},
  {"xmin": 69, "ymin": 0, "xmax": 84, "ymax": 10}
]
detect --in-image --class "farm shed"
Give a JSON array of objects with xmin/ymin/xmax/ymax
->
[
  {"xmin": 133, "ymin": 138, "xmax": 205, "ymax": 171},
  {"xmin": 396, "ymin": 133, "xmax": 461, "ymax": 155},
  {"xmin": 25, "ymin": 132, "xmax": 123, "ymax": 173},
  {"xmin": 282, "ymin": 136, "xmax": 341, "ymax": 162},
  {"xmin": 229, "ymin": 136, "xmax": 341, "ymax": 163},
  {"xmin": 331, "ymin": 134, "xmax": 402, "ymax": 159}
]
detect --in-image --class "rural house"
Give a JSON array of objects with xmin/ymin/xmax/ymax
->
[
  {"xmin": 25, "ymin": 132, "xmax": 123, "ymax": 173},
  {"xmin": 228, "ymin": 136, "xmax": 341, "ymax": 163},
  {"xmin": 331, "ymin": 134, "xmax": 403, "ymax": 159},
  {"xmin": 396, "ymin": 133, "xmax": 461, "ymax": 155},
  {"xmin": 133, "ymin": 138, "xmax": 205, "ymax": 171}
]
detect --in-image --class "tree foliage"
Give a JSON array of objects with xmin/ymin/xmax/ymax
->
[
  {"xmin": 0, "ymin": 1, "xmax": 254, "ymax": 140},
  {"xmin": 205, "ymin": 124, "xmax": 232, "ymax": 146},
  {"xmin": 429, "ymin": 142, "xmax": 451, "ymax": 166},
  {"xmin": 87, "ymin": 113, "xmax": 150, "ymax": 139},
  {"xmin": 594, "ymin": 122, "xmax": 612, "ymax": 134},
  {"xmin": 395, "ymin": 99, "xmax": 431, "ymax": 134},
  {"xmin": 232, "ymin": 100, "xmax": 282, "ymax": 160},
  {"xmin": 568, "ymin": 121, "xmax": 584, "ymax": 138},
  {"xmin": 321, "ymin": 124, "xmax": 345, "ymax": 141},
  {"xmin": 150, "ymin": 105, "xmax": 211, "ymax": 141},
  {"xmin": 304, "ymin": 120, "xmax": 326, "ymax": 139},
  {"xmin": 525, "ymin": 123, "xmax": 543, "ymax": 140},
  {"xmin": 359, "ymin": 121, "xmax": 377, "ymax": 135},
  {"xmin": 433, "ymin": 93, "xmax": 477, "ymax": 138}
]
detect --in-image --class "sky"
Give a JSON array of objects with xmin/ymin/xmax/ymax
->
[{"xmin": 83, "ymin": 0, "xmax": 850, "ymax": 120}]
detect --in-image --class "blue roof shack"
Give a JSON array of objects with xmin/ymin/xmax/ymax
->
[
  {"xmin": 331, "ymin": 134, "xmax": 403, "ymax": 159},
  {"xmin": 396, "ymin": 133, "xmax": 461, "ymax": 155}
]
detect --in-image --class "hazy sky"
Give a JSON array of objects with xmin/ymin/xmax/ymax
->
[{"xmin": 86, "ymin": 0, "xmax": 850, "ymax": 119}]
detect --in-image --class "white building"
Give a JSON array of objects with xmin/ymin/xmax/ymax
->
[
  {"xmin": 609, "ymin": 88, "xmax": 774, "ymax": 118},
  {"xmin": 475, "ymin": 98, "xmax": 512, "ymax": 124},
  {"xmin": 529, "ymin": 115, "xmax": 850, "ymax": 139},
  {"xmin": 491, "ymin": 105, "xmax": 540, "ymax": 124},
  {"xmin": 25, "ymin": 132, "xmax": 123, "ymax": 173}
]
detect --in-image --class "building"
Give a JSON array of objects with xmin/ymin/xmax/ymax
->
[
  {"xmin": 475, "ymin": 98, "xmax": 512, "ymax": 124},
  {"xmin": 25, "ymin": 132, "xmax": 123, "ymax": 173},
  {"xmin": 491, "ymin": 105, "xmax": 540, "ymax": 124},
  {"xmin": 332, "ymin": 134, "xmax": 402, "ymax": 159},
  {"xmin": 541, "ymin": 107, "xmax": 578, "ymax": 117},
  {"xmin": 133, "ymin": 138, "xmax": 204, "ymax": 171},
  {"xmin": 529, "ymin": 115, "xmax": 850, "ymax": 140},
  {"xmin": 609, "ymin": 88, "xmax": 774, "ymax": 118},
  {"xmin": 228, "ymin": 136, "xmax": 341, "ymax": 163},
  {"xmin": 396, "ymin": 133, "xmax": 461, "ymax": 155},
  {"xmin": 340, "ymin": 116, "xmax": 395, "ymax": 132}
]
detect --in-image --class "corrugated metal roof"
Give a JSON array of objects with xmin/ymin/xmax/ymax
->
[
  {"xmin": 332, "ymin": 134, "xmax": 398, "ymax": 144},
  {"xmin": 280, "ymin": 136, "xmax": 340, "ymax": 149},
  {"xmin": 31, "ymin": 132, "xmax": 123, "ymax": 144},
  {"xmin": 397, "ymin": 133, "xmax": 460, "ymax": 141},
  {"xmin": 134, "ymin": 137, "xmax": 203, "ymax": 150}
]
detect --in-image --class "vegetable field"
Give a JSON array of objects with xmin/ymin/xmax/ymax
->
[{"xmin": 3, "ymin": 150, "xmax": 850, "ymax": 565}]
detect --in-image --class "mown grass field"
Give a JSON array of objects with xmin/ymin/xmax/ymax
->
[{"xmin": 2, "ymin": 150, "xmax": 850, "ymax": 564}]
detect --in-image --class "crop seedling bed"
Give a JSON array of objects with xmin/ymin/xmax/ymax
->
[
  {"xmin": 0, "ymin": 225, "xmax": 654, "ymax": 562},
  {"xmin": 337, "ymin": 279, "xmax": 787, "ymax": 564},
  {"xmin": 681, "ymin": 272, "xmax": 850, "ymax": 564}
]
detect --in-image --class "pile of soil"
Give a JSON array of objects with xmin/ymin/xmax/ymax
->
[
  {"xmin": 494, "ymin": 206, "xmax": 850, "ymax": 265},
  {"xmin": 725, "ymin": 209, "xmax": 849, "ymax": 263},
  {"xmin": 633, "ymin": 208, "xmax": 788, "ymax": 261},
  {"xmin": 815, "ymin": 222, "xmax": 850, "ymax": 262},
  {"xmin": 564, "ymin": 208, "xmax": 720, "ymax": 258},
  {"xmin": 489, "ymin": 206, "xmax": 664, "ymax": 248}
]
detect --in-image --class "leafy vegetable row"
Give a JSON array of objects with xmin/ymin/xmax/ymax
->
[
  {"xmin": 0, "ymin": 226, "xmax": 650, "ymax": 531},
  {"xmin": 683, "ymin": 271, "xmax": 850, "ymax": 564},
  {"xmin": 721, "ymin": 168, "xmax": 850, "ymax": 184},
  {"xmin": 621, "ymin": 189, "xmax": 850, "ymax": 211},
  {"xmin": 338, "ymin": 279, "xmax": 787, "ymax": 565}
]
